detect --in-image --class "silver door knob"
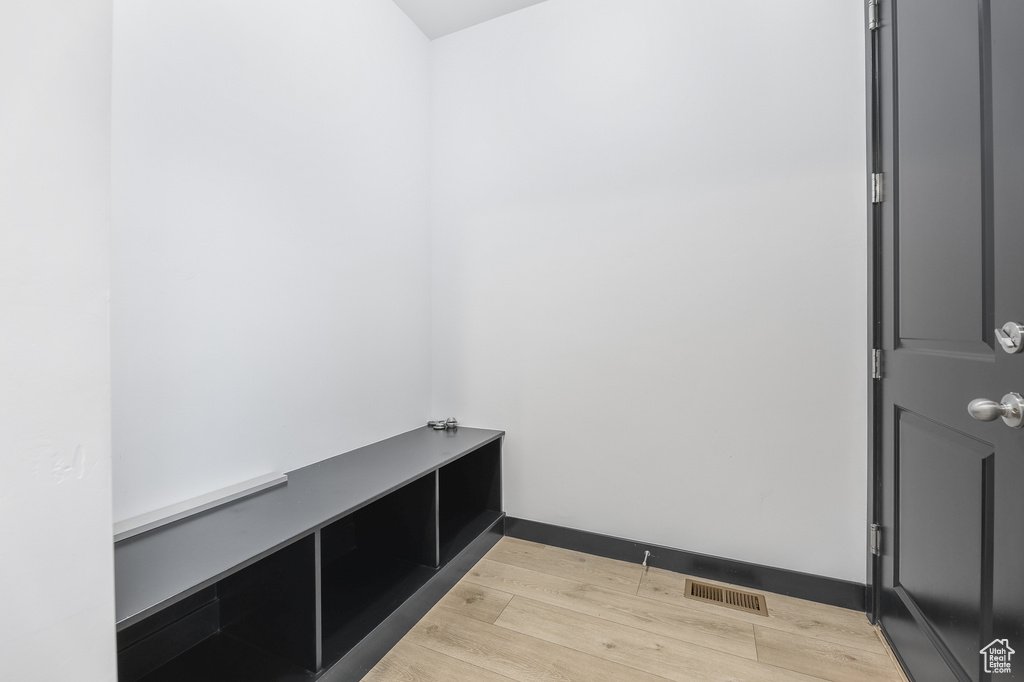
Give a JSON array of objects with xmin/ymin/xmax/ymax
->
[
  {"xmin": 996, "ymin": 322, "xmax": 1024, "ymax": 354},
  {"xmin": 968, "ymin": 393, "xmax": 1024, "ymax": 428}
]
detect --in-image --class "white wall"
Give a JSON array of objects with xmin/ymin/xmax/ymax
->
[
  {"xmin": 111, "ymin": 0, "xmax": 432, "ymax": 521},
  {"xmin": 431, "ymin": 0, "xmax": 868, "ymax": 582},
  {"xmin": 0, "ymin": 0, "xmax": 118, "ymax": 679}
]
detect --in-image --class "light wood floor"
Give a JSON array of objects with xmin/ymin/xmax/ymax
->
[{"xmin": 363, "ymin": 537, "xmax": 909, "ymax": 682}]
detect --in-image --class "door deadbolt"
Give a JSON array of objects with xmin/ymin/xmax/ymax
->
[
  {"xmin": 968, "ymin": 393, "xmax": 1024, "ymax": 428},
  {"xmin": 995, "ymin": 322, "xmax": 1024, "ymax": 354}
]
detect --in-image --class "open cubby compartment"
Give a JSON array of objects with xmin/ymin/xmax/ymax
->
[
  {"xmin": 438, "ymin": 437, "xmax": 502, "ymax": 565},
  {"xmin": 319, "ymin": 471, "xmax": 438, "ymax": 667},
  {"xmin": 116, "ymin": 534, "xmax": 318, "ymax": 682}
]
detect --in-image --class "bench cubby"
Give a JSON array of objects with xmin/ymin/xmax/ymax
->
[{"xmin": 114, "ymin": 427, "xmax": 503, "ymax": 682}]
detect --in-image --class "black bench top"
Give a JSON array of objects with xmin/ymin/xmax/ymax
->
[{"xmin": 114, "ymin": 426, "xmax": 504, "ymax": 628}]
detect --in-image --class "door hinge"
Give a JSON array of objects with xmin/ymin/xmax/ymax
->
[
  {"xmin": 868, "ymin": 0, "xmax": 880, "ymax": 30},
  {"xmin": 870, "ymin": 524, "xmax": 882, "ymax": 555},
  {"xmin": 872, "ymin": 349, "xmax": 882, "ymax": 379},
  {"xmin": 871, "ymin": 172, "xmax": 884, "ymax": 203}
]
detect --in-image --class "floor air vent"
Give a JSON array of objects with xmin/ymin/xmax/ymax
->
[{"xmin": 684, "ymin": 579, "xmax": 768, "ymax": 617}]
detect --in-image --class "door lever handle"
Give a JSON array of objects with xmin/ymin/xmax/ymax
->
[
  {"xmin": 995, "ymin": 322, "xmax": 1024, "ymax": 353},
  {"xmin": 968, "ymin": 393, "xmax": 1024, "ymax": 428}
]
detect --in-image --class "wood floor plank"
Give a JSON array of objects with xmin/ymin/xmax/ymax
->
[
  {"xmin": 495, "ymin": 596, "xmax": 830, "ymax": 682},
  {"xmin": 463, "ymin": 558, "xmax": 758, "ymax": 659},
  {"xmin": 434, "ymin": 581, "xmax": 514, "ymax": 624},
  {"xmin": 638, "ymin": 567, "xmax": 885, "ymax": 655},
  {"xmin": 365, "ymin": 540, "xmax": 907, "ymax": 682},
  {"xmin": 754, "ymin": 626, "xmax": 903, "ymax": 682},
  {"xmin": 363, "ymin": 641, "xmax": 516, "ymax": 682},
  {"xmin": 487, "ymin": 537, "xmax": 644, "ymax": 594},
  {"xmin": 874, "ymin": 627, "xmax": 912, "ymax": 682},
  {"xmin": 405, "ymin": 608, "xmax": 671, "ymax": 682}
]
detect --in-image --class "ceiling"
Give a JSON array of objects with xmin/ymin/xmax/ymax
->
[{"xmin": 391, "ymin": 0, "xmax": 550, "ymax": 40}]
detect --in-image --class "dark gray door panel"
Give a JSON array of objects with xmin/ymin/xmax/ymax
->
[{"xmin": 873, "ymin": 1, "xmax": 1023, "ymax": 680}]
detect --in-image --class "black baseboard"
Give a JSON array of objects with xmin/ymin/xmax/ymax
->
[{"xmin": 504, "ymin": 517, "xmax": 866, "ymax": 612}]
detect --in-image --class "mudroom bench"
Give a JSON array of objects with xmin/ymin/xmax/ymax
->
[{"xmin": 114, "ymin": 427, "xmax": 504, "ymax": 681}]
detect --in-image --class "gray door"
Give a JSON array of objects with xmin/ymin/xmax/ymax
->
[{"xmin": 872, "ymin": 1, "xmax": 1024, "ymax": 680}]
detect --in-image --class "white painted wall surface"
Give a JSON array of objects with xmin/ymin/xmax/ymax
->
[
  {"xmin": 111, "ymin": 0, "xmax": 432, "ymax": 522},
  {"xmin": 431, "ymin": 0, "xmax": 868, "ymax": 582},
  {"xmin": 0, "ymin": 0, "xmax": 118, "ymax": 678},
  {"xmin": 392, "ymin": 0, "xmax": 550, "ymax": 39}
]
